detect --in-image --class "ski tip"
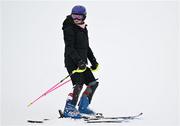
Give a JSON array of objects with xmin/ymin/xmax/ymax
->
[
  {"xmin": 139, "ymin": 112, "xmax": 143, "ymax": 116},
  {"xmin": 43, "ymin": 118, "xmax": 50, "ymax": 121}
]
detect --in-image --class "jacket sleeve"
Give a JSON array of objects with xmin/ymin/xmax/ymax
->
[
  {"xmin": 63, "ymin": 27, "xmax": 82, "ymax": 65},
  {"xmin": 87, "ymin": 46, "xmax": 97, "ymax": 65}
]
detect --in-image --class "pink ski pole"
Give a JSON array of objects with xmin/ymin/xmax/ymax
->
[
  {"xmin": 27, "ymin": 79, "xmax": 71, "ymax": 107},
  {"xmin": 27, "ymin": 68, "xmax": 86, "ymax": 107}
]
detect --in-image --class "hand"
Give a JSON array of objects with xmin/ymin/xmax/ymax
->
[
  {"xmin": 90, "ymin": 61, "xmax": 99, "ymax": 71},
  {"xmin": 77, "ymin": 60, "xmax": 86, "ymax": 70}
]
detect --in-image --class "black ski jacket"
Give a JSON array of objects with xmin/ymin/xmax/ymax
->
[{"xmin": 62, "ymin": 15, "xmax": 96, "ymax": 67}]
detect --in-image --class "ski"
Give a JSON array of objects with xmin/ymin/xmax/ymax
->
[
  {"xmin": 85, "ymin": 112, "xmax": 143, "ymax": 123},
  {"xmin": 86, "ymin": 112, "xmax": 143, "ymax": 121},
  {"xmin": 86, "ymin": 119, "xmax": 127, "ymax": 123},
  {"xmin": 27, "ymin": 120, "xmax": 43, "ymax": 123},
  {"xmin": 27, "ymin": 110, "xmax": 143, "ymax": 124}
]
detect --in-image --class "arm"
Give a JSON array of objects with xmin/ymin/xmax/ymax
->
[
  {"xmin": 88, "ymin": 46, "xmax": 99, "ymax": 71},
  {"xmin": 87, "ymin": 46, "xmax": 97, "ymax": 64},
  {"xmin": 63, "ymin": 27, "xmax": 82, "ymax": 65}
]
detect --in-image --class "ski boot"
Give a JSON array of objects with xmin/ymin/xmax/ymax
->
[
  {"xmin": 78, "ymin": 95, "xmax": 95, "ymax": 115},
  {"xmin": 63, "ymin": 93, "xmax": 81, "ymax": 119}
]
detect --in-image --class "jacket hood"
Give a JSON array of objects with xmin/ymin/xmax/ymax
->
[{"xmin": 62, "ymin": 15, "xmax": 74, "ymax": 30}]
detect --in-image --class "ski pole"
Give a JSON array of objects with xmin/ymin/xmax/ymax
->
[
  {"xmin": 27, "ymin": 79, "xmax": 71, "ymax": 107},
  {"xmin": 42, "ymin": 68, "xmax": 86, "ymax": 95},
  {"xmin": 46, "ymin": 68, "xmax": 91, "ymax": 96},
  {"xmin": 27, "ymin": 68, "xmax": 86, "ymax": 107}
]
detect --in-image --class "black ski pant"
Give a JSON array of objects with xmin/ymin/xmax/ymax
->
[{"xmin": 66, "ymin": 65, "xmax": 99, "ymax": 106}]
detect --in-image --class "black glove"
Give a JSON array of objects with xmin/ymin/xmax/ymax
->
[
  {"xmin": 90, "ymin": 60, "xmax": 99, "ymax": 71},
  {"xmin": 77, "ymin": 60, "xmax": 86, "ymax": 70}
]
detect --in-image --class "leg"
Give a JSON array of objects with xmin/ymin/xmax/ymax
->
[
  {"xmin": 71, "ymin": 84, "xmax": 83, "ymax": 105},
  {"xmin": 78, "ymin": 68, "xmax": 99, "ymax": 115},
  {"xmin": 63, "ymin": 65, "xmax": 84, "ymax": 118},
  {"xmin": 83, "ymin": 68, "xmax": 99, "ymax": 104},
  {"xmin": 66, "ymin": 65, "xmax": 84, "ymax": 106},
  {"xmin": 84, "ymin": 81, "xmax": 99, "ymax": 104}
]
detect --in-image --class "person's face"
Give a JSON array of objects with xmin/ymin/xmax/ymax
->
[
  {"xmin": 71, "ymin": 14, "xmax": 84, "ymax": 24},
  {"xmin": 73, "ymin": 19, "xmax": 83, "ymax": 24}
]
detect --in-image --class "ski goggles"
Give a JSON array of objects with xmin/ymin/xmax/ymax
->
[{"xmin": 71, "ymin": 14, "xmax": 84, "ymax": 20}]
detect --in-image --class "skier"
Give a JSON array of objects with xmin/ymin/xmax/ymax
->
[{"xmin": 62, "ymin": 5, "xmax": 99, "ymax": 119}]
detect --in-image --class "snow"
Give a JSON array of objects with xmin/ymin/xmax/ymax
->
[{"xmin": 1, "ymin": 1, "xmax": 179, "ymax": 126}]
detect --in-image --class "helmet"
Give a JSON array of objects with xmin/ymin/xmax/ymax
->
[{"xmin": 71, "ymin": 5, "xmax": 87, "ymax": 16}]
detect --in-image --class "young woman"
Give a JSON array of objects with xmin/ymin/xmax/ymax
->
[{"xmin": 62, "ymin": 5, "xmax": 99, "ymax": 119}]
